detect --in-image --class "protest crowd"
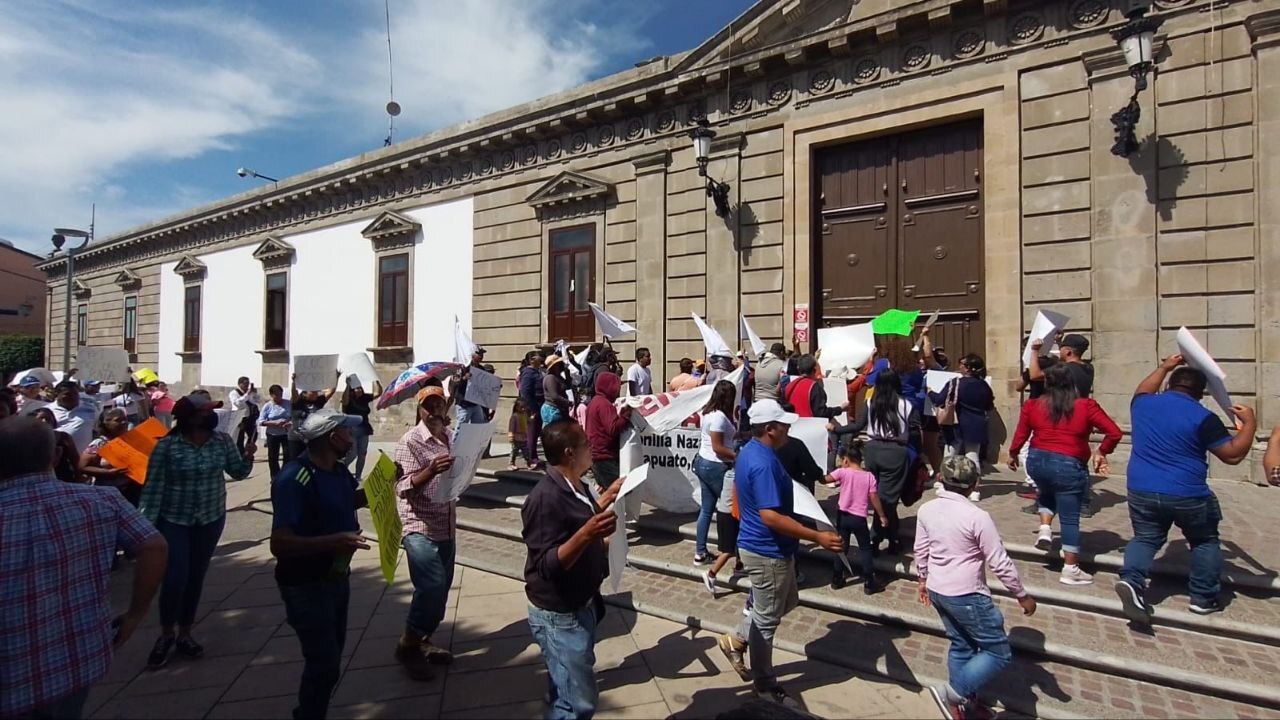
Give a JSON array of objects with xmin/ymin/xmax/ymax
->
[{"xmin": 4, "ymin": 305, "xmax": 1280, "ymax": 720}]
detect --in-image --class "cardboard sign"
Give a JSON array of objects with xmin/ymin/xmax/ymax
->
[
  {"xmin": 293, "ymin": 354, "xmax": 339, "ymax": 392},
  {"xmin": 339, "ymin": 353, "xmax": 380, "ymax": 391},
  {"xmin": 463, "ymin": 367, "xmax": 503, "ymax": 410},
  {"xmin": 1176, "ymin": 327, "xmax": 1234, "ymax": 420},
  {"xmin": 76, "ymin": 347, "xmax": 131, "ymax": 383},
  {"xmin": 364, "ymin": 452, "xmax": 402, "ymax": 585},
  {"xmin": 431, "ymin": 421, "xmax": 495, "ymax": 502},
  {"xmin": 95, "ymin": 418, "xmax": 168, "ymax": 484}
]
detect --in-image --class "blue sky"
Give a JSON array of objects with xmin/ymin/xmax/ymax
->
[{"xmin": 0, "ymin": 0, "xmax": 756, "ymax": 254}]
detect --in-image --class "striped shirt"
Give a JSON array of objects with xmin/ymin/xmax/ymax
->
[
  {"xmin": 393, "ymin": 424, "xmax": 456, "ymax": 541},
  {"xmin": 1, "ymin": 473, "xmax": 159, "ymax": 715},
  {"xmin": 139, "ymin": 432, "xmax": 252, "ymax": 525}
]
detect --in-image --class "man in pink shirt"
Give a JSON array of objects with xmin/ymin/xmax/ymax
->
[{"xmin": 915, "ymin": 456, "xmax": 1037, "ymax": 720}]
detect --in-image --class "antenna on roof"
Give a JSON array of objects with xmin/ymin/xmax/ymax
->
[{"xmin": 383, "ymin": 0, "xmax": 400, "ymax": 147}]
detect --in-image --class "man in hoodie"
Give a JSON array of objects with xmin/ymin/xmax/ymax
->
[
  {"xmin": 754, "ymin": 343, "xmax": 788, "ymax": 402},
  {"xmin": 586, "ymin": 371, "xmax": 632, "ymax": 493}
]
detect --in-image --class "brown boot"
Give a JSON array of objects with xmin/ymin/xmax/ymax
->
[{"xmin": 394, "ymin": 633, "xmax": 434, "ymax": 681}]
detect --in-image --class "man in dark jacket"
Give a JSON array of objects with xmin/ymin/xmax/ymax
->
[
  {"xmin": 585, "ymin": 371, "xmax": 632, "ymax": 492},
  {"xmin": 518, "ymin": 352, "xmax": 546, "ymax": 469}
]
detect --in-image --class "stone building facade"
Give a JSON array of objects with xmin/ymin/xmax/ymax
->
[{"xmin": 41, "ymin": 0, "xmax": 1280, "ymax": 480}]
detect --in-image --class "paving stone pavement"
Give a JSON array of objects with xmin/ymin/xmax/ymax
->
[{"xmin": 91, "ymin": 458, "xmax": 938, "ymax": 720}]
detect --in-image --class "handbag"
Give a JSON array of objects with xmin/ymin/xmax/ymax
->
[{"xmin": 935, "ymin": 380, "xmax": 960, "ymax": 427}]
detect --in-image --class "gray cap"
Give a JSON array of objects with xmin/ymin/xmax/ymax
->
[{"xmin": 296, "ymin": 409, "xmax": 362, "ymax": 442}]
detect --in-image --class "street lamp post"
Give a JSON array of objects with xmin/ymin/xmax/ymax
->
[
  {"xmin": 1109, "ymin": 3, "xmax": 1161, "ymax": 158},
  {"xmin": 688, "ymin": 117, "xmax": 732, "ymax": 218},
  {"xmin": 51, "ymin": 219, "xmax": 93, "ymax": 373}
]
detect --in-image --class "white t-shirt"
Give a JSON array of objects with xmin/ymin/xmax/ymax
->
[
  {"xmin": 698, "ymin": 410, "xmax": 735, "ymax": 463},
  {"xmin": 112, "ymin": 392, "xmax": 143, "ymax": 416},
  {"xmin": 626, "ymin": 363, "xmax": 652, "ymax": 396},
  {"xmin": 51, "ymin": 403, "xmax": 98, "ymax": 453}
]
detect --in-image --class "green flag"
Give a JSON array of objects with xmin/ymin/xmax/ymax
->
[{"xmin": 871, "ymin": 309, "xmax": 920, "ymax": 336}]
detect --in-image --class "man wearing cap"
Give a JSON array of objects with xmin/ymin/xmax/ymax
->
[
  {"xmin": 392, "ymin": 386, "xmax": 458, "ymax": 680},
  {"xmin": 1029, "ymin": 332, "xmax": 1093, "ymax": 398},
  {"xmin": 50, "ymin": 380, "xmax": 98, "ymax": 453},
  {"xmin": 915, "ymin": 456, "xmax": 1036, "ymax": 720},
  {"xmin": 271, "ymin": 409, "xmax": 370, "ymax": 720},
  {"xmin": 14, "ymin": 375, "xmax": 44, "ymax": 413},
  {"xmin": 717, "ymin": 399, "xmax": 842, "ymax": 707},
  {"xmin": 452, "ymin": 347, "xmax": 491, "ymax": 426}
]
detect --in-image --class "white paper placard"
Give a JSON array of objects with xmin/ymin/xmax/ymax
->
[
  {"xmin": 791, "ymin": 480, "xmax": 852, "ymax": 575},
  {"xmin": 740, "ymin": 315, "xmax": 767, "ymax": 357},
  {"xmin": 924, "ymin": 370, "xmax": 962, "ymax": 416},
  {"xmin": 1175, "ymin": 327, "xmax": 1234, "ymax": 419},
  {"xmin": 1022, "ymin": 310, "xmax": 1070, "ymax": 368},
  {"xmin": 292, "ymin": 355, "xmax": 338, "ymax": 392},
  {"xmin": 692, "ymin": 313, "xmax": 732, "ymax": 357},
  {"xmin": 339, "ymin": 353, "xmax": 380, "ymax": 391},
  {"xmin": 790, "ymin": 417, "xmax": 833, "ymax": 473},
  {"xmin": 589, "ymin": 302, "xmax": 636, "ymax": 339},
  {"xmin": 454, "ymin": 317, "xmax": 478, "ymax": 365},
  {"xmin": 431, "ymin": 421, "xmax": 495, "ymax": 502},
  {"xmin": 606, "ymin": 463, "xmax": 651, "ymax": 595},
  {"xmin": 817, "ymin": 322, "xmax": 875, "ymax": 376},
  {"xmin": 76, "ymin": 347, "xmax": 131, "ymax": 383},
  {"xmin": 463, "ymin": 367, "xmax": 503, "ymax": 410},
  {"xmin": 823, "ymin": 377, "xmax": 848, "ymax": 425}
]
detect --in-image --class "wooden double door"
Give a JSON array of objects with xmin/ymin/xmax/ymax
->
[{"xmin": 813, "ymin": 119, "xmax": 985, "ymax": 361}]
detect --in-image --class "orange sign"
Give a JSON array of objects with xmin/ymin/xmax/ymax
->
[{"xmin": 96, "ymin": 418, "xmax": 168, "ymax": 485}]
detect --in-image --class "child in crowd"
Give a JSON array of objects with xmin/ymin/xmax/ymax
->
[
  {"xmin": 823, "ymin": 444, "xmax": 887, "ymax": 594},
  {"xmin": 508, "ymin": 398, "xmax": 530, "ymax": 470},
  {"xmin": 701, "ymin": 468, "xmax": 744, "ymax": 596}
]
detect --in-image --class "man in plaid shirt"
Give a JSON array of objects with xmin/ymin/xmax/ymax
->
[
  {"xmin": 0, "ymin": 417, "xmax": 168, "ymax": 718},
  {"xmin": 392, "ymin": 386, "xmax": 457, "ymax": 680}
]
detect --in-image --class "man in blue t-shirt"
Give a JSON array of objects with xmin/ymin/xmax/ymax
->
[
  {"xmin": 270, "ymin": 409, "xmax": 370, "ymax": 720},
  {"xmin": 1115, "ymin": 355, "xmax": 1255, "ymax": 624},
  {"xmin": 717, "ymin": 399, "xmax": 842, "ymax": 708}
]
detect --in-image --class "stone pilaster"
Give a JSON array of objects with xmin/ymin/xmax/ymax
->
[
  {"xmin": 1250, "ymin": 9, "xmax": 1280, "ymax": 435},
  {"xmin": 704, "ymin": 133, "xmax": 745, "ymax": 355},
  {"xmin": 632, "ymin": 150, "xmax": 671, "ymax": 386}
]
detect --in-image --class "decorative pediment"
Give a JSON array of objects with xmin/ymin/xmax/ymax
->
[
  {"xmin": 172, "ymin": 254, "xmax": 207, "ymax": 280},
  {"xmin": 675, "ymin": 0, "xmax": 857, "ymax": 71},
  {"xmin": 72, "ymin": 279, "xmax": 92, "ymax": 299},
  {"xmin": 526, "ymin": 171, "xmax": 613, "ymax": 210},
  {"xmin": 361, "ymin": 211, "xmax": 421, "ymax": 251},
  {"xmin": 112, "ymin": 268, "xmax": 142, "ymax": 290},
  {"xmin": 252, "ymin": 236, "xmax": 295, "ymax": 269}
]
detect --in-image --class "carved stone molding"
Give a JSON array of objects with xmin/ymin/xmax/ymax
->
[
  {"xmin": 72, "ymin": 279, "xmax": 91, "ymax": 299},
  {"xmin": 361, "ymin": 210, "xmax": 421, "ymax": 252},
  {"xmin": 631, "ymin": 150, "xmax": 672, "ymax": 175},
  {"xmin": 1247, "ymin": 9, "xmax": 1280, "ymax": 48},
  {"xmin": 251, "ymin": 236, "xmax": 295, "ymax": 270},
  {"xmin": 112, "ymin": 268, "xmax": 142, "ymax": 291},
  {"xmin": 172, "ymin": 254, "xmax": 207, "ymax": 281},
  {"xmin": 1068, "ymin": 0, "xmax": 1109, "ymax": 29},
  {"xmin": 527, "ymin": 171, "xmax": 614, "ymax": 222}
]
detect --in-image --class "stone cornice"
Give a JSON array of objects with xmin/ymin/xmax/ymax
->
[
  {"xmin": 112, "ymin": 268, "xmax": 142, "ymax": 290},
  {"xmin": 1246, "ymin": 9, "xmax": 1280, "ymax": 48},
  {"xmin": 36, "ymin": 0, "xmax": 1221, "ymax": 277}
]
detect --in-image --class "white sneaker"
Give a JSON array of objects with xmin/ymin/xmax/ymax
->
[
  {"xmin": 1035, "ymin": 525, "xmax": 1053, "ymax": 551},
  {"xmin": 933, "ymin": 481, "xmax": 943, "ymax": 493},
  {"xmin": 1060, "ymin": 565, "xmax": 1094, "ymax": 586},
  {"xmin": 701, "ymin": 570, "xmax": 716, "ymax": 596},
  {"xmin": 968, "ymin": 491, "xmax": 981, "ymax": 502}
]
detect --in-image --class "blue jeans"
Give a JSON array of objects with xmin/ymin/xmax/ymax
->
[
  {"xmin": 528, "ymin": 605, "xmax": 598, "ymax": 720},
  {"xmin": 692, "ymin": 455, "xmax": 728, "ymax": 557},
  {"xmin": 342, "ymin": 426, "xmax": 371, "ymax": 480},
  {"xmin": 156, "ymin": 515, "xmax": 226, "ymax": 628},
  {"xmin": 457, "ymin": 403, "xmax": 488, "ymax": 425},
  {"xmin": 1120, "ymin": 490, "xmax": 1222, "ymax": 606},
  {"xmin": 1027, "ymin": 449, "xmax": 1088, "ymax": 554},
  {"xmin": 402, "ymin": 534, "xmax": 456, "ymax": 638},
  {"xmin": 928, "ymin": 591, "xmax": 1012, "ymax": 700},
  {"xmin": 279, "ymin": 577, "xmax": 349, "ymax": 720}
]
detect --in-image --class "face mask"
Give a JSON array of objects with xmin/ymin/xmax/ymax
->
[{"xmin": 198, "ymin": 412, "xmax": 219, "ymax": 432}]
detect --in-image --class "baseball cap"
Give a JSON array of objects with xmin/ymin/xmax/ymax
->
[
  {"xmin": 18, "ymin": 376, "xmax": 41, "ymax": 388},
  {"xmin": 171, "ymin": 392, "xmax": 223, "ymax": 420},
  {"xmin": 1060, "ymin": 333, "xmax": 1090, "ymax": 355},
  {"xmin": 747, "ymin": 399, "xmax": 799, "ymax": 426},
  {"xmin": 296, "ymin": 409, "xmax": 362, "ymax": 442},
  {"xmin": 416, "ymin": 385, "xmax": 446, "ymax": 406},
  {"xmin": 939, "ymin": 455, "xmax": 980, "ymax": 490}
]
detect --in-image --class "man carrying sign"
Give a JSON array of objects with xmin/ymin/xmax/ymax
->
[
  {"xmin": 452, "ymin": 347, "xmax": 492, "ymax": 426},
  {"xmin": 270, "ymin": 409, "xmax": 369, "ymax": 720}
]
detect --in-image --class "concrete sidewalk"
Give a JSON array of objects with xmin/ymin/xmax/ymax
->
[{"xmin": 90, "ymin": 461, "xmax": 937, "ymax": 719}]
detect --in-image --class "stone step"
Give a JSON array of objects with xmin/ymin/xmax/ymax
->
[
  {"xmin": 453, "ymin": 491, "xmax": 1280, "ymax": 714},
  {"xmin": 464, "ymin": 473, "xmax": 1280, "ymax": 645},
  {"xmin": 449, "ymin": 517, "xmax": 1274, "ymax": 720}
]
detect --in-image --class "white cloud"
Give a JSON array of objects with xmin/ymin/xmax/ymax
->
[{"xmin": 0, "ymin": 0, "xmax": 651, "ymax": 254}]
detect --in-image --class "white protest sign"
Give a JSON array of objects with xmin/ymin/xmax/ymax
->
[
  {"xmin": 293, "ymin": 354, "xmax": 339, "ymax": 392},
  {"xmin": 924, "ymin": 369, "xmax": 962, "ymax": 416},
  {"xmin": 1022, "ymin": 310, "xmax": 1070, "ymax": 368},
  {"xmin": 339, "ymin": 353, "xmax": 380, "ymax": 391},
  {"xmin": 791, "ymin": 480, "xmax": 852, "ymax": 575},
  {"xmin": 606, "ymin": 463, "xmax": 651, "ymax": 595},
  {"xmin": 214, "ymin": 407, "xmax": 246, "ymax": 436},
  {"xmin": 589, "ymin": 303, "xmax": 636, "ymax": 339},
  {"xmin": 791, "ymin": 417, "xmax": 833, "ymax": 472},
  {"xmin": 463, "ymin": 367, "xmax": 503, "ymax": 410},
  {"xmin": 823, "ymin": 377, "xmax": 848, "ymax": 425},
  {"xmin": 1175, "ymin": 327, "xmax": 1234, "ymax": 419},
  {"xmin": 817, "ymin": 322, "xmax": 875, "ymax": 376},
  {"xmin": 911, "ymin": 310, "xmax": 941, "ymax": 351},
  {"xmin": 454, "ymin": 317, "xmax": 478, "ymax": 365},
  {"xmin": 620, "ymin": 427, "xmax": 701, "ymax": 513},
  {"xmin": 740, "ymin": 315, "xmax": 767, "ymax": 357},
  {"xmin": 76, "ymin": 347, "xmax": 131, "ymax": 383},
  {"xmin": 692, "ymin": 313, "xmax": 732, "ymax": 357},
  {"xmin": 432, "ymin": 421, "xmax": 495, "ymax": 502}
]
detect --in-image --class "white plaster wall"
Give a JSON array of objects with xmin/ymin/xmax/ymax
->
[
  {"xmin": 406, "ymin": 196, "xmax": 474, "ymax": 364},
  {"xmin": 157, "ymin": 260, "xmax": 183, "ymax": 383},
  {"xmin": 287, "ymin": 218, "xmax": 377, "ymax": 363},
  {"xmin": 199, "ymin": 244, "xmax": 263, "ymax": 387}
]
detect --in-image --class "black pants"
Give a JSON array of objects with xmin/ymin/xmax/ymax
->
[
  {"xmin": 267, "ymin": 434, "xmax": 290, "ymax": 479},
  {"xmin": 864, "ymin": 440, "xmax": 910, "ymax": 549},
  {"xmin": 592, "ymin": 459, "xmax": 620, "ymax": 494},
  {"xmin": 279, "ymin": 577, "xmax": 349, "ymax": 720},
  {"xmin": 236, "ymin": 417, "xmax": 258, "ymax": 455},
  {"xmin": 833, "ymin": 510, "xmax": 876, "ymax": 583}
]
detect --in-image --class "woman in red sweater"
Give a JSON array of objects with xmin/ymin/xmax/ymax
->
[{"xmin": 1008, "ymin": 364, "xmax": 1122, "ymax": 587}]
